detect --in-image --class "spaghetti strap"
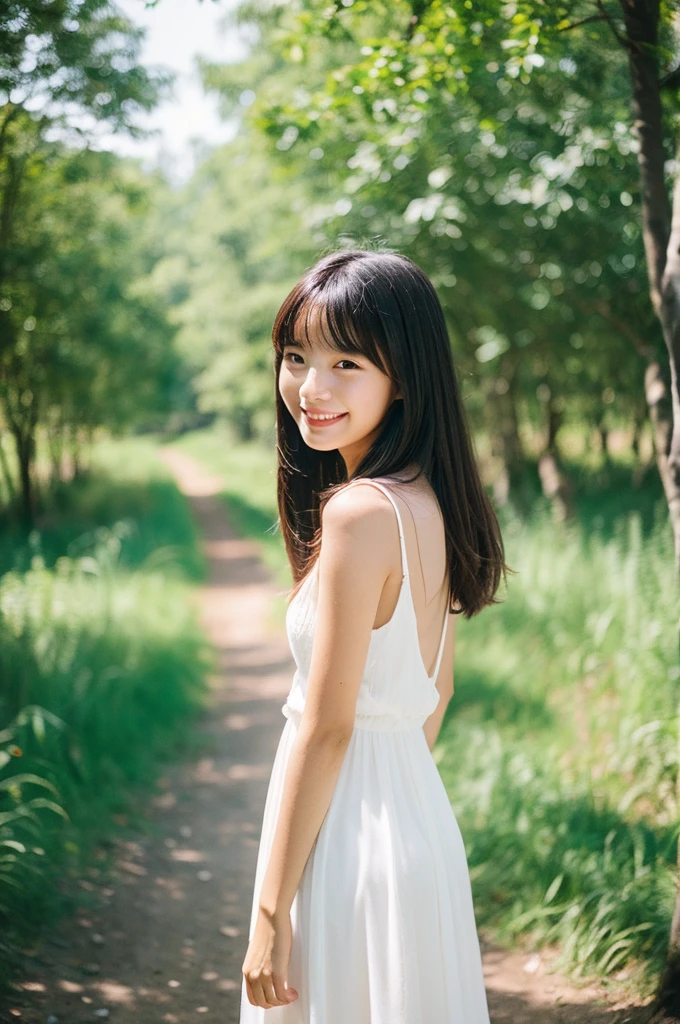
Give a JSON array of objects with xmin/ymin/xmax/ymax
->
[
  {"xmin": 344, "ymin": 478, "xmax": 410, "ymax": 580},
  {"xmin": 345, "ymin": 477, "xmax": 449, "ymax": 681}
]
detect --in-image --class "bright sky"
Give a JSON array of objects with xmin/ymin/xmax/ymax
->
[{"xmin": 98, "ymin": 0, "xmax": 248, "ymax": 183}]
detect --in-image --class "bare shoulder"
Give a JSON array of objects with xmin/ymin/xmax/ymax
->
[
  {"xmin": 322, "ymin": 480, "xmax": 395, "ymax": 532},
  {"xmin": 320, "ymin": 481, "xmax": 397, "ymax": 568}
]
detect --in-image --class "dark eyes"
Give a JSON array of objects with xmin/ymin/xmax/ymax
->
[{"xmin": 284, "ymin": 352, "xmax": 359, "ymax": 370}]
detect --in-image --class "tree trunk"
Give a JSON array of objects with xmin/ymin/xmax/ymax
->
[
  {"xmin": 619, "ymin": 0, "xmax": 680, "ymax": 561},
  {"xmin": 656, "ymin": 155, "xmax": 680, "ymax": 567},
  {"xmin": 488, "ymin": 355, "xmax": 534, "ymax": 513},
  {"xmin": 11, "ymin": 422, "xmax": 35, "ymax": 528},
  {"xmin": 645, "ymin": 358, "xmax": 674, "ymax": 497},
  {"xmin": 598, "ymin": 421, "xmax": 610, "ymax": 464},
  {"xmin": 631, "ymin": 399, "xmax": 653, "ymax": 489},
  {"xmin": 48, "ymin": 419, "xmax": 66, "ymax": 486},
  {"xmin": 537, "ymin": 399, "xmax": 574, "ymax": 522},
  {"xmin": 0, "ymin": 429, "xmax": 16, "ymax": 505},
  {"xmin": 631, "ymin": 399, "xmax": 646, "ymax": 461},
  {"xmin": 617, "ymin": 0, "xmax": 680, "ymax": 1013}
]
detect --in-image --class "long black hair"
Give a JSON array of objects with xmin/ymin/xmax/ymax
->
[{"xmin": 273, "ymin": 247, "xmax": 510, "ymax": 619}]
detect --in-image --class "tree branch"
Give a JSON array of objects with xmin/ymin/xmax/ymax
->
[
  {"xmin": 406, "ymin": 0, "xmax": 431, "ymax": 41},
  {"xmin": 659, "ymin": 64, "xmax": 680, "ymax": 91},
  {"xmin": 618, "ymin": 0, "xmax": 670, "ymax": 314},
  {"xmin": 0, "ymin": 104, "xmax": 21, "ymax": 165},
  {"xmin": 557, "ymin": 12, "xmax": 607, "ymax": 32},
  {"xmin": 597, "ymin": 0, "xmax": 642, "ymax": 52}
]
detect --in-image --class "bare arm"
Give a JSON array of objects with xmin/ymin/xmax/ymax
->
[
  {"xmin": 257, "ymin": 486, "xmax": 393, "ymax": 919},
  {"xmin": 257, "ymin": 728, "xmax": 352, "ymax": 917}
]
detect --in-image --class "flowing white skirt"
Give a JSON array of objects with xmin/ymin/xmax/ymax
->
[{"xmin": 239, "ymin": 715, "xmax": 491, "ymax": 1023}]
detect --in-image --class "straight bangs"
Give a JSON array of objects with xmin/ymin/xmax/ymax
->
[{"xmin": 273, "ymin": 279, "xmax": 392, "ymax": 378}]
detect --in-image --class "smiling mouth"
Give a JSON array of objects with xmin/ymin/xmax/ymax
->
[{"xmin": 301, "ymin": 408, "xmax": 348, "ymax": 425}]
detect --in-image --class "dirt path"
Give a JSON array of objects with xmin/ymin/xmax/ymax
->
[{"xmin": 5, "ymin": 450, "xmax": 653, "ymax": 1024}]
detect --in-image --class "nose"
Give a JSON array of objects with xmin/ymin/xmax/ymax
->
[{"xmin": 299, "ymin": 367, "xmax": 332, "ymax": 402}]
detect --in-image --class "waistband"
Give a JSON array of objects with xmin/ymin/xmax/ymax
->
[{"xmin": 282, "ymin": 701, "xmax": 426, "ymax": 733}]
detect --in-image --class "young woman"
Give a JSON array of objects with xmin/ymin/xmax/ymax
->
[{"xmin": 239, "ymin": 248, "xmax": 508, "ymax": 1022}]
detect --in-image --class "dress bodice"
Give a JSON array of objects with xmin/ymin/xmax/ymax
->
[{"xmin": 282, "ymin": 478, "xmax": 449, "ymax": 732}]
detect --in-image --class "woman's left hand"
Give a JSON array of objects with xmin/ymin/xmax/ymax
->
[{"xmin": 241, "ymin": 906, "xmax": 299, "ymax": 1009}]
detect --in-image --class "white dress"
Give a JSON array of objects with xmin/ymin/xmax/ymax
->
[{"xmin": 239, "ymin": 478, "xmax": 491, "ymax": 1023}]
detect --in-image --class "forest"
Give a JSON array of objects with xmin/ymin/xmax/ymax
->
[{"xmin": 1, "ymin": 0, "xmax": 680, "ymax": 1019}]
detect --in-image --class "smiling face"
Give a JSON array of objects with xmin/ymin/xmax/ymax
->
[{"xmin": 278, "ymin": 303, "xmax": 402, "ymax": 477}]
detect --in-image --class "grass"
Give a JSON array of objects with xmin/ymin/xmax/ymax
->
[
  {"xmin": 439, "ymin": 505, "xmax": 677, "ymax": 1000},
  {"xmin": 172, "ymin": 423, "xmax": 678, "ymax": 1002},
  {"xmin": 0, "ymin": 435, "xmax": 206, "ymax": 580},
  {"xmin": 0, "ymin": 436, "xmax": 213, "ymax": 991}
]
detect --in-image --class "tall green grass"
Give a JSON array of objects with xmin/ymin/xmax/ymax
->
[
  {"xmin": 0, "ymin": 435, "xmax": 206, "ymax": 580},
  {"xmin": 0, "ymin": 437, "xmax": 212, "ymax": 988},
  {"xmin": 442, "ymin": 503, "xmax": 678, "ymax": 999},
  {"xmin": 175, "ymin": 426, "xmax": 678, "ymax": 1000}
]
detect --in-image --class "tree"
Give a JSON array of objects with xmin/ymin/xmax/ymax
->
[
  {"xmin": 0, "ymin": 142, "xmax": 179, "ymax": 521},
  {"xmin": 148, "ymin": 132, "xmax": 316, "ymax": 442},
  {"xmin": 203, "ymin": 0, "xmax": 661, "ymax": 516},
  {"xmin": 0, "ymin": 1, "xmax": 172, "ymax": 522}
]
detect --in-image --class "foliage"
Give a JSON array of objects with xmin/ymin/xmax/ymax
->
[
  {"xmin": 1, "ymin": 144, "xmax": 180, "ymax": 453},
  {"xmin": 0, "ymin": 438, "xmax": 211, "ymax": 987},
  {"xmin": 187, "ymin": 1, "xmax": 680, "ymax": 486},
  {"xmin": 0, "ymin": 2, "xmax": 176, "ymax": 523},
  {"xmin": 149, "ymin": 132, "xmax": 317, "ymax": 440},
  {"xmin": 0, "ymin": 0, "xmax": 170, "ymax": 143}
]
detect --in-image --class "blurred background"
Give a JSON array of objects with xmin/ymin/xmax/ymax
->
[{"xmin": 1, "ymin": 0, "xmax": 680, "ymax": 1015}]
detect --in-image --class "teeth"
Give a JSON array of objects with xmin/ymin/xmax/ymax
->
[{"xmin": 306, "ymin": 411, "xmax": 344, "ymax": 421}]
